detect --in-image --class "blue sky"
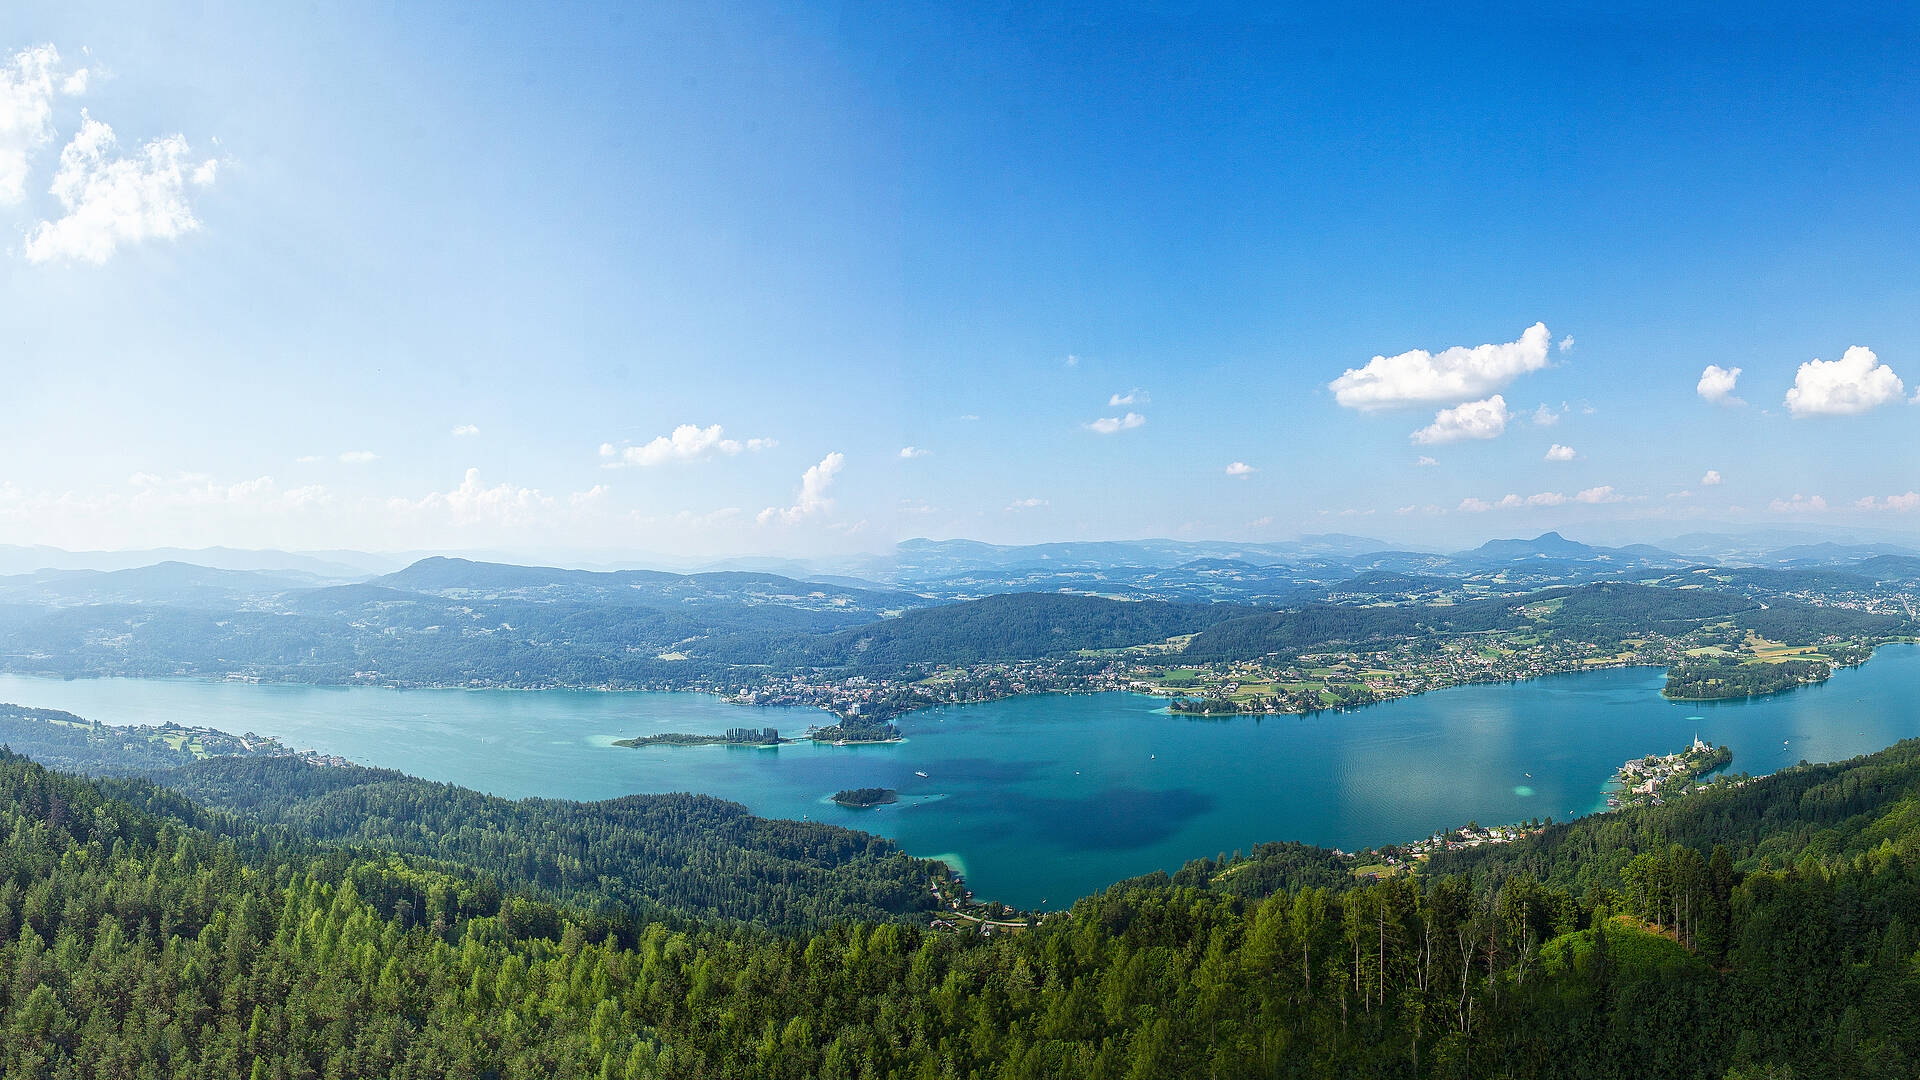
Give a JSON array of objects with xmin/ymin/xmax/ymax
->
[{"xmin": 1, "ymin": 3, "xmax": 1918, "ymax": 556}]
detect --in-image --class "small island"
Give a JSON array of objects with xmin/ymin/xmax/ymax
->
[
  {"xmin": 831, "ymin": 787, "xmax": 899, "ymax": 808},
  {"xmin": 810, "ymin": 716, "xmax": 903, "ymax": 744},
  {"xmin": 614, "ymin": 726, "xmax": 789, "ymax": 748}
]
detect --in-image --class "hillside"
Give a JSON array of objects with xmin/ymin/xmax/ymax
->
[{"xmin": 2, "ymin": 721, "xmax": 1919, "ymax": 1075}]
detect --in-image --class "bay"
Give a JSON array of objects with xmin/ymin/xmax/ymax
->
[{"xmin": 0, "ymin": 644, "xmax": 1914, "ymax": 909}]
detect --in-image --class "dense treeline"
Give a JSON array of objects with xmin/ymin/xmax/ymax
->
[
  {"xmin": 1664, "ymin": 657, "xmax": 1828, "ymax": 700},
  {"xmin": 3, "ymin": 743, "xmax": 1920, "ymax": 1077},
  {"xmin": 1427, "ymin": 737, "xmax": 1920, "ymax": 894},
  {"xmin": 125, "ymin": 756, "xmax": 942, "ymax": 932}
]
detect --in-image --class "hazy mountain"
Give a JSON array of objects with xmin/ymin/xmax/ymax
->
[
  {"xmin": 0, "ymin": 544, "xmax": 388, "ymax": 578},
  {"xmin": 374, "ymin": 557, "xmax": 930, "ymax": 615},
  {"xmin": 0, "ymin": 562, "xmax": 334, "ymax": 607}
]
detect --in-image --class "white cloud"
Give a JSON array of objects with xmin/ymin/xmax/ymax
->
[
  {"xmin": 1457, "ymin": 484, "xmax": 1622, "ymax": 511},
  {"xmin": 338, "ymin": 450, "xmax": 378, "ymax": 464},
  {"xmin": 1063, "ymin": 354, "xmax": 1079, "ymax": 367},
  {"xmin": 1109, "ymin": 389, "xmax": 1149, "ymax": 406},
  {"xmin": 758, "ymin": 452, "xmax": 844, "ymax": 526},
  {"xmin": 1768, "ymin": 493, "xmax": 1828, "ymax": 514},
  {"xmin": 1558, "ymin": 335, "xmax": 1575, "ymax": 353},
  {"xmin": 1414, "ymin": 455, "xmax": 1438, "ymax": 467},
  {"xmin": 1784, "ymin": 346, "xmax": 1903, "ymax": 417},
  {"xmin": 1531, "ymin": 403, "xmax": 1562, "ymax": 426},
  {"xmin": 397, "ymin": 468, "xmax": 552, "ymax": 527},
  {"xmin": 1701, "ymin": 469, "xmax": 1722, "ymax": 486},
  {"xmin": 1224, "ymin": 461, "xmax": 1255, "ymax": 477},
  {"xmin": 25, "ymin": 111, "xmax": 219, "ymax": 264},
  {"xmin": 898, "ymin": 446, "xmax": 930, "ymax": 459},
  {"xmin": 1668, "ymin": 490, "xmax": 1694, "ymax": 499},
  {"xmin": 1330, "ymin": 323, "xmax": 1551, "ymax": 410},
  {"xmin": 1502, "ymin": 492, "xmax": 1568, "ymax": 508},
  {"xmin": 451, "ymin": 424, "xmax": 480, "ymax": 437},
  {"xmin": 1005, "ymin": 497, "xmax": 1049, "ymax": 512},
  {"xmin": 1544, "ymin": 444, "xmax": 1577, "ymax": 462},
  {"xmin": 610, "ymin": 424, "xmax": 774, "ymax": 467},
  {"xmin": 1696, "ymin": 364, "xmax": 1744, "ymax": 406},
  {"xmin": 295, "ymin": 454, "xmax": 325, "ymax": 465},
  {"xmin": 0, "ymin": 45, "xmax": 76, "ymax": 206},
  {"xmin": 1857, "ymin": 492, "xmax": 1920, "ymax": 511},
  {"xmin": 1411, "ymin": 395, "xmax": 1508, "ymax": 444},
  {"xmin": 1086, "ymin": 411, "xmax": 1146, "ymax": 434}
]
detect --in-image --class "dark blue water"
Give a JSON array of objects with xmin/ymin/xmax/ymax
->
[{"xmin": 1, "ymin": 644, "xmax": 1913, "ymax": 908}]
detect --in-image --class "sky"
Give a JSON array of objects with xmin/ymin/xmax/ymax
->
[{"xmin": 0, "ymin": 3, "xmax": 1918, "ymax": 558}]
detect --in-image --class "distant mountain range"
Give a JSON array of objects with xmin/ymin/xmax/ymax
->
[{"xmin": 0, "ymin": 529, "xmax": 1914, "ymax": 610}]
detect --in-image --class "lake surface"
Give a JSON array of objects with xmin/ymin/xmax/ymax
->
[{"xmin": 1, "ymin": 646, "xmax": 1916, "ymax": 909}]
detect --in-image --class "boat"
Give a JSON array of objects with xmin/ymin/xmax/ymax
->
[{"xmin": 914, "ymin": 771, "xmax": 929, "ymax": 778}]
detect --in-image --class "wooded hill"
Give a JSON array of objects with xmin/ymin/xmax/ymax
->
[{"xmin": 3, "ymin": 726, "xmax": 1920, "ymax": 1075}]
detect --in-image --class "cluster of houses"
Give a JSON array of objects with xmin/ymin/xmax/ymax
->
[{"xmin": 1607, "ymin": 735, "xmax": 1727, "ymax": 809}]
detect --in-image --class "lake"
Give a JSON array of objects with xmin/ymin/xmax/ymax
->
[{"xmin": 1, "ymin": 646, "xmax": 1915, "ymax": 909}]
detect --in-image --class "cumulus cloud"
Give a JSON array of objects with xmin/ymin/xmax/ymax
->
[
  {"xmin": 25, "ymin": 111, "xmax": 219, "ymax": 264},
  {"xmin": 1456, "ymin": 484, "xmax": 1622, "ymax": 511},
  {"xmin": 1330, "ymin": 323, "xmax": 1551, "ymax": 410},
  {"xmin": 1005, "ymin": 497, "xmax": 1048, "ymax": 511},
  {"xmin": 1411, "ymin": 395, "xmax": 1508, "ymax": 444},
  {"xmin": 1086, "ymin": 411, "xmax": 1146, "ymax": 434},
  {"xmin": 609, "ymin": 424, "xmax": 775, "ymax": 467},
  {"xmin": 338, "ymin": 450, "xmax": 378, "ymax": 464},
  {"xmin": 1768, "ymin": 493, "xmax": 1828, "ymax": 513},
  {"xmin": 758, "ymin": 452, "xmax": 844, "ymax": 526},
  {"xmin": 1544, "ymin": 444, "xmax": 1577, "ymax": 462},
  {"xmin": 1414, "ymin": 455, "xmax": 1438, "ymax": 467},
  {"xmin": 396, "ymin": 468, "xmax": 553, "ymax": 527},
  {"xmin": 1784, "ymin": 346, "xmax": 1903, "ymax": 416},
  {"xmin": 1531, "ymin": 403, "xmax": 1562, "ymax": 426},
  {"xmin": 1702, "ymin": 469, "xmax": 1722, "ymax": 486},
  {"xmin": 0, "ymin": 44, "xmax": 80, "ymax": 206},
  {"xmin": 1857, "ymin": 492, "xmax": 1920, "ymax": 511},
  {"xmin": 1224, "ymin": 461, "xmax": 1255, "ymax": 477},
  {"xmin": 1063, "ymin": 354, "xmax": 1079, "ymax": 367},
  {"xmin": 1109, "ymin": 389, "xmax": 1149, "ymax": 407},
  {"xmin": 1696, "ymin": 364, "xmax": 1744, "ymax": 406},
  {"xmin": 451, "ymin": 424, "xmax": 479, "ymax": 437},
  {"xmin": 898, "ymin": 446, "xmax": 930, "ymax": 459},
  {"xmin": 1558, "ymin": 335, "xmax": 1575, "ymax": 353}
]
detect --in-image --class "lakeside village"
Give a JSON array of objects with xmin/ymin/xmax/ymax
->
[{"xmin": 671, "ymin": 632, "xmax": 1674, "ymax": 732}]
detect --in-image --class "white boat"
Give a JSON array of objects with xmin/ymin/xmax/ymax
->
[{"xmin": 914, "ymin": 771, "xmax": 929, "ymax": 778}]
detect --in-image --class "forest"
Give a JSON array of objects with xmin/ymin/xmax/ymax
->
[
  {"xmin": 0, "ymin": 718, "xmax": 1917, "ymax": 1075},
  {"xmin": 1663, "ymin": 657, "xmax": 1830, "ymax": 700}
]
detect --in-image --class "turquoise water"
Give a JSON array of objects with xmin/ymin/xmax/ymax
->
[{"xmin": 1, "ymin": 645, "xmax": 1915, "ymax": 909}]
